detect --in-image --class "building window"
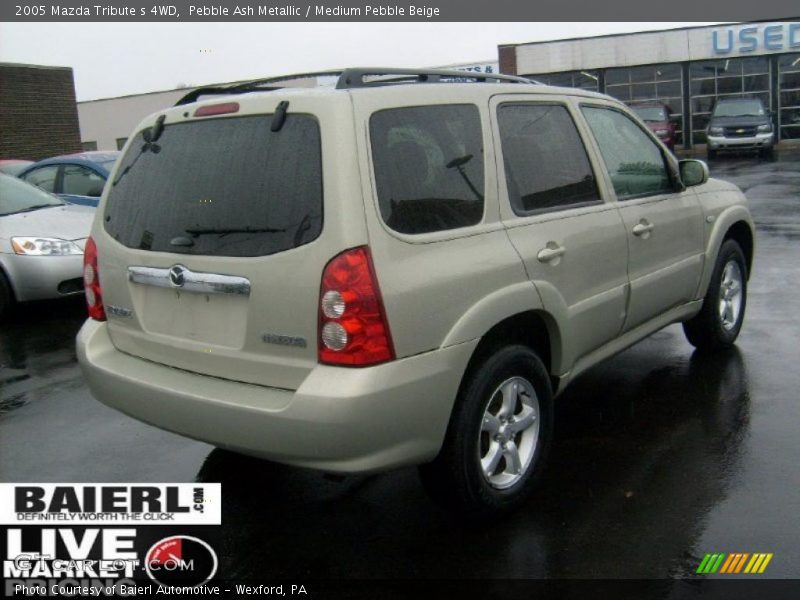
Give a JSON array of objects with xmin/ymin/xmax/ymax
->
[
  {"xmin": 779, "ymin": 54, "xmax": 800, "ymax": 140},
  {"xmin": 116, "ymin": 137, "xmax": 128, "ymax": 150},
  {"xmin": 605, "ymin": 63, "xmax": 685, "ymax": 146},
  {"xmin": 81, "ymin": 141, "xmax": 98, "ymax": 151},
  {"xmin": 528, "ymin": 70, "xmax": 600, "ymax": 92},
  {"xmin": 689, "ymin": 57, "xmax": 771, "ymax": 144}
]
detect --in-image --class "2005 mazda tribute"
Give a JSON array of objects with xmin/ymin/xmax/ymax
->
[{"xmin": 77, "ymin": 68, "xmax": 754, "ymax": 515}]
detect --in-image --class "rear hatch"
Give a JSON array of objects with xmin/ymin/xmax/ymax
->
[{"xmin": 96, "ymin": 93, "xmax": 363, "ymax": 390}]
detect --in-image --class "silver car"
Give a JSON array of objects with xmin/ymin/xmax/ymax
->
[{"xmin": 0, "ymin": 174, "xmax": 94, "ymax": 317}]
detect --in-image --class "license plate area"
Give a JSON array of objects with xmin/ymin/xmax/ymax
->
[
  {"xmin": 128, "ymin": 265, "xmax": 250, "ymax": 348},
  {"xmin": 136, "ymin": 286, "xmax": 248, "ymax": 347}
]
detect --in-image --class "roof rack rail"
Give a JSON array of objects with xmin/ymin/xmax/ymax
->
[
  {"xmin": 174, "ymin": 68, "xmax": 539, "ymax": 106},
  {"xmin": 174, "ymin": 70, "xmax": 342, "ymax": 106},
  {"xmin": 335, "ymin": 68, "xmax": 539, "ymax": 89}
]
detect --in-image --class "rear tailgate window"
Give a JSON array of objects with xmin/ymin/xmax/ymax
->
[{"xmin": 104, "ymin": 114, "xmax": 322, "ymax": 257}]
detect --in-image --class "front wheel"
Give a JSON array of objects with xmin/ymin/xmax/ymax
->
[
  {"xmin": 419, "ymin": 345, "xmax": 553, "ymax": 517},
  {"xmin": 683, "ymin": 239, "xmax": 747, "ymax": 351}
]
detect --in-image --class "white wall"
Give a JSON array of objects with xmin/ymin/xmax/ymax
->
[{"xmin": 78, "ymin": 89, "xmax": 186, "ymax": 151}]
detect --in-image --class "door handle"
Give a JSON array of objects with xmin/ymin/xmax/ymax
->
[
  {"xmin": 632, "ymin": 220, "xmax": 655, "ymax": 237},
  {"xmin": 537, "ymin": 243, "xmax": 566, "ymax": 263}
]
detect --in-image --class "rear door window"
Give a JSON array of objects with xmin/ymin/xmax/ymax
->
[
  {"xmin": 370, "ymin": 105, "xmax": 484, "ymax": 235},
  {"xmin": 104, "ymin": 114, "xmax": 322, "ymax": 257},
  {"xmin": 497, "ymin": 103, "xmax": 600, "ymax": 214}
]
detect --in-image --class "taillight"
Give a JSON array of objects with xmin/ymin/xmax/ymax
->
[
  {"xmin": 318, "ymin": 246, "xmax": 394, "ymax": 367},
  {"xmin": 83, "ymin": 237, "xmax": 106, "ymax": 321},
  {"xmin": 193, "ymin": 102, "xmax": 239, "ymax": 117}
]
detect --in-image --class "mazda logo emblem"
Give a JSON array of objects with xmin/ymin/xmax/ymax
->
[{"xmin": 169, "ymin": 265, "xmax": 186, "ymax": 287}]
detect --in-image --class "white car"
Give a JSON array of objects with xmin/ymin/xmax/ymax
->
[{"xmin": 0, "ymin": 174, "xmax": 94, "ymax": 317}]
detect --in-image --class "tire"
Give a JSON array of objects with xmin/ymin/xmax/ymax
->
[
  {"xmin": 419, "ymin": 345, "xmax": 553, "ymax": 517},
  {"xmin": 760, "ymin": 146, "xmax": 775, "ymax": 160},
  {"xmin": 0, "ymin": 270, "xmax": 13, "ymax": 321},
  {"xmin": 707, "ymin": 149, "xmax": 717, "ymax": 160},
  {"xmin": 683, "ymin": 239, "xmax": 747, "ymax": 352}
]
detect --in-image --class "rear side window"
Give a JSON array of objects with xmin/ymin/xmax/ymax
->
[
  {"xmin": 581, "ymin": 106, "xmax": 671, "ymax": 200},
  {"xmin": 104, "ymin": 114, "xmax": 322, "ymax": 257},
  {"xmin": 497, "ymin": 103, "xmax": 600, "ymax": 214},
  {"xmin": 370, "ymin": 105, "xmax": 484, "ymax": 235}
]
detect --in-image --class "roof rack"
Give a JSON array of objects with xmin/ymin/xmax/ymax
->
[
  {"xmin": 336, "ymin": 68, "xmax": 538, "ymax": 89},
  {"xmin": 174, "ymin": 67, "xmax": 538, "ymax": 106},
  {"xmin": 174, "ymin": 70, "xmax": 342, "ymax": 106}
]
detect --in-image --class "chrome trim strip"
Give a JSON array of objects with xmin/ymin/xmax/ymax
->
[{"xmin": 128, "ymin": 265, "xmax": 251, "ymax": 296}]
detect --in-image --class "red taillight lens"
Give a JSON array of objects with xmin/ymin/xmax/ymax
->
[
  {"xmin": 318, "ymin": 246, "xmax": 394, "ymax": 367},
  {"xmin": 83, "ymin": 237, "xmax": 106, "ymax": 321}
]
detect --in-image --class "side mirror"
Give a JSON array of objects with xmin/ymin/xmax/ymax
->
[{"xmin": 679, "ymin": 159, "xmax": 709, "ymax": 188}]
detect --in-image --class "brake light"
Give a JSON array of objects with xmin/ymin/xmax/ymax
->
[
  {"xmin": 318, "ymin": 246, "xmax": 394, "ymax": 367},
  {"xmin": 193, "ymin": 102, "xmax": 239, "ymax": 117},
  {"xmin": 83, "ymin": 237, "xmax": 106, "ymax": 321}
]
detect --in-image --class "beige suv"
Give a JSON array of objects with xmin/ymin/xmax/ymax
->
[{"xmin": 77, "ymin": 69, "xmax": 754, "ymax": 515}]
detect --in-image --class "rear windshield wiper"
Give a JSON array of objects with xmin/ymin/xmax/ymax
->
[{"xmin": 185, "ymin": 226, "xmax": 286, "ymax": 238}]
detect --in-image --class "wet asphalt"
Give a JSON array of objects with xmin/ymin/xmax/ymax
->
[{"xmin": 1, "ymin": 152, "xmax": 799, "ymax": 582}]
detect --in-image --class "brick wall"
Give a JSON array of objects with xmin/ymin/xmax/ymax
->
[
  {"xmin": 0, "ymin": 63, "xmax": 82, "ymax": 161},
  {"xmin": 498, "ymin": 45, "xmax": 518, "ymax": 76}
]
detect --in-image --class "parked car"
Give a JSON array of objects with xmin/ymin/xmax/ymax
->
[
  {"xmin": 0, "ymin": 160, "xmax": 34, "ymax": 176},
  {"xmin": 631, "ymin": 102, "xmax": 678, "ymax": 151},
  {"xmin": 77, "ymin": 68, "xmax": 754, "ymax": 516},
  {"xmin": 18, "ymin": 151, "xmax": 120, "ymax": 207},
  {"xmin": 0, "ymin": 174, "xmax": 94, "ymax": 318},
  {"xmin": 706, "ymin": 97, "xmax": 775, "ymax": 159}
]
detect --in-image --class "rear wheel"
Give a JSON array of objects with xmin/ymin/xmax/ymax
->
[
  {"xmin": 419, "ymin": 345, "xmax": 553, "ymax": 517},
  {"xmin": 683, "ymin": 240, "xmax": 747, "ymax": 351},
  {"xmin": 707, "ymin": 148, "xmax": 717, "ymax": 160}
]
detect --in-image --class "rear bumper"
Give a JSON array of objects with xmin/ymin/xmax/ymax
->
[
  {"xmin": 0, "ymin": 253, "xmax": 84, "ymax": 302},
  {"xmin": 77, "ymin": 319, "xmax": 476, "ymax": 473},
  {"xmin": 707, "ymin": 133, "xmax": 774, "ymax": 151}
]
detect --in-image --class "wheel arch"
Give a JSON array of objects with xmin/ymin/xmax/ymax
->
[
  {"xmin": 723, "ymin": 220, "xmax": 754, "ymax": 279},
  {"xmin": 459, "ymin": 310, "xmax": 562, "ymax": 396},
  {"xmin": 441, "ymin": 280, "xmax": 563, "ymax": 367},
  {"xmin": 697, "ymin": 206, "xmax": 755, "ymax": 298}
]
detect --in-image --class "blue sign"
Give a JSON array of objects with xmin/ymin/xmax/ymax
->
[{"xmin": 713, "ymin": 23, "xmax": 800, "ymax": 55}]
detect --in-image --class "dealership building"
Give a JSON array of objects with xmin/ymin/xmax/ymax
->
[{"xmin": 499, "ymin": 20, "xmax": 800, "ymax": 149}]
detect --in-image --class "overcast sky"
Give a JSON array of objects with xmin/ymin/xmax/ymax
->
[{"xmin": 0, "ymin": 22, "xmax": 721, "ymax": 101}]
